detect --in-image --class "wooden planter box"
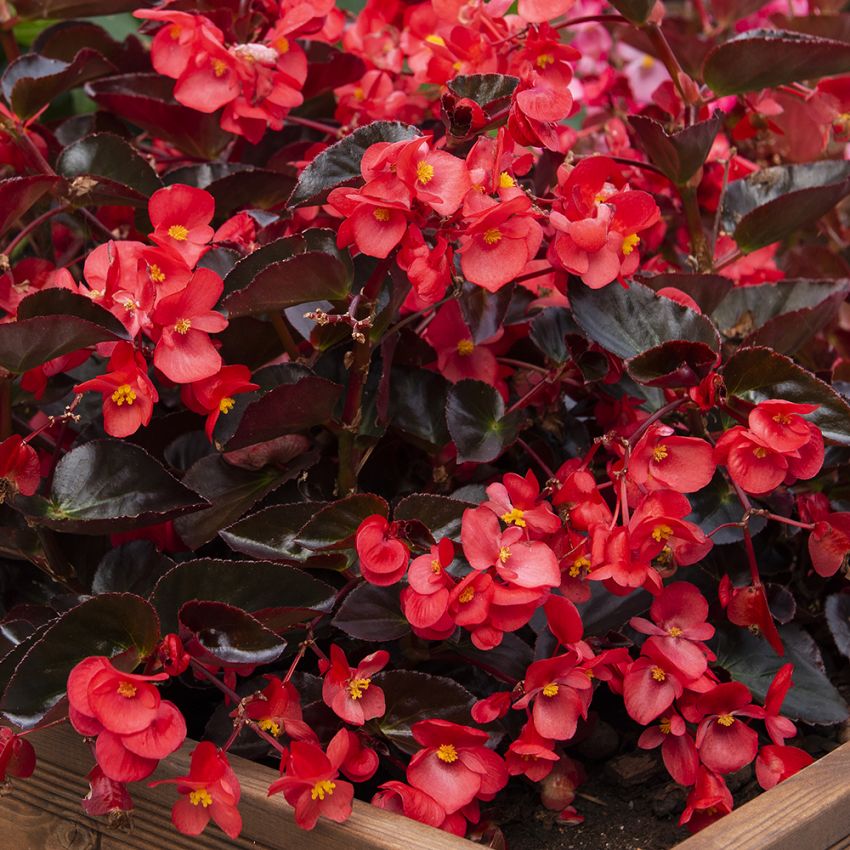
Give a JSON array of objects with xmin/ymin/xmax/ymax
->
[{"xmin": 4, "ymin": 725, "xmax": 850, "ymax": 850}]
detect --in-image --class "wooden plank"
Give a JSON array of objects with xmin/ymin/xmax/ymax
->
[
  {"xmin": 675, "ymin": 741, "xmax": 850, "ymax": 850},
  {"xmin": 1, "ymin": 724, "xmax": 477, "ymax": 850}
]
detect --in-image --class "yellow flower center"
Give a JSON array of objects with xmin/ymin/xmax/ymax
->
[
  {"xmin": 498, "ymin": 546, "xmax": 511, "ymax": 563},
  {"xmin": 353, "ymin": 86, "xmax": 365, "ymax": 101},
  {"xmin": 275, "ymin": 36, "xmax": 289, "ymax": 53},
  {"xmin": 258, "ymin": 718, "xmax": 281, "ymax": 737},
  {"xmin": 189, "ymin": 788, "xmax": 213, "ymax": 807},
  {"xmin": 456, "ymin": 338, "xmax": 474, "ymax": 356},
  {"xmin": 659, "ymin": 717, "xmax": 672, "ymax": 734},
  {"xmin": 641, "ymin": 55, "xmax": 655, "ymax": 69},
  {"xmin": 499, "ymin": 171, "xmax": 516, "ymax": 188},
  {"xmin": 111, "ymin": 385, "xmax": 136, "ymax": 407},
  {"xmin": 536, "ymin": 53, "xmax": 554, "ymax": 68},
  {"xmin": 483, "ymin": 228, "xmax": 502, "ymax": 246},
  {"xmin": 211, "ymin": 58, "xmax": 227, "ymax": 77},
  {"xmin": 436, "ymin": 743, "xmax": 458, "ymax": 763},
  {"xmin": 347, "ymin": 677, "xmax": 371, "ymax": 700},
  {"xmin": 772, "ymin": 413, "xmax": 792, "ymax": 424},
  {"xmin": 149, "ymin": 263, "xmax": 165, "ymax": 283},
  {"xmin": 311, "ymin": 780, "xmax": 336, "ymax": 801},
  {"xmin": 753, "ymin": 446, "xmax": 768, "ymax": 459},
  {"xmin": 416, "ymin": 161, "xmax": 435, "ymax": 185},
  {"xmin": 174, "ymin": 318, "xmax": 192, "ymax": 334},
  {"xmin": 621, "ymin": 233, "xmax": 640, "ymax": 256},
  {"xmin": 652, "ymin": 524, "xmax": 673, "ymax": 543},
  {"xmin": 117, "ymin": 680, "xmax": 137, "ymax": 698},
  {"xmin": 123, "ymin": 299, "xmax": 137, "ymax": 313},
  {"xmin": 169, "ymin": 25, "xmax": 182, "ymax": 39},
  {"xmin": 501, "ymin": 507, "xmax": 526, "ymax": 527},
  {"xmin": 570, "ymin": 556, "xmax": 591, "ymax": 578},
  {"xmin": 373, "ymin": 207, "xmax": 391, "ymax": 222},
  {"xmin": 650, "ymin": 666, "xmax": 666, "ymax": 682},
  {"xmin": 653, "ymin": 444, "xmax": 669, "ymax": 462},
  {"xmin": 542, "ymin": 683, "xmax": 559, "ymax": 698},
  {"xmin": 219, "ymin": 396, "xmax": 236, "ymax": 414},
  {"xmin": 425, "ymin": 34, "xmax": 446, "ymax": 46},
  {"xmin": 431, "ymin": 558, "xmax": 442, "ymax": 574},
  {"xmin": 668, "ymin": 626, "xmax": 683, "ymax": 637},
  {"xmin": 168, "ymin": 224, "xmax": 189, "ymax": 241},
  {"xmin": 458, "ymin": 586, "xmax": 475, "ymax": 603},
  {"xmin": 717, "ymin": 714, "xmax": 735, "ymax": 727}
]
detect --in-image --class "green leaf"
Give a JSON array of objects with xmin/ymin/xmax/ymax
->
[
  {"xmin": 637, "ymin": 272, "xmax": 733, "ymax": 315},
  {"xmin": 288, "ymin": 121, "xmax": 419, "ymax": 208},
  {"xmin": 150, "ymin": 559, "xmax": 336, "ymax": 635},
  {"xmin": 179, "ymin": 600, "xmax": 286, "ymax": 666},
  {"xmin": 332, "ymin": 583, "xmax": 410, "ymax": 641},
  {"xmin": 2, "ymin": 49, "xmax": 115, "ymax": 119},
  {"xmin": 370, "ymin": 670, "xmax": 475, "ymax": 755},
  {"xmin": 608, "ymin": 0, "xmax": 655, "ymax": 23},
  {"xmin": 57, "ymin": 132, "xmax": 162, "ymax": 205},
  {"xmin": 530, "ymin": 308, "xmax": 575, "ymax": 364},
  {"xmin": 0, "ymin": 593, "xmax": 160, "ymax": 729},
  {"xmin": 447, "ymin": 379, "xmax": 524, "ymax": 464},
  {"xmin": 825, "ymin": 594, "xmax": 850, "ymax": 661},
  {"xmin": 630, "ymin": 112, "xmax": 723, "ymax": 185},
  {"xmin": 295, "ymin": 493, "xmax": 388, "ymax": 550},
  {"xmin": 460, "ymin": 283, "xmax": 513, "ymax": 344},
  {"xmin": 174, "ymin": 453, "xmax": 315, "ymax": 550},
  {"xmin": 393, "ymin": 494, "xmax": 474, "ymax": 541},
  {"xmin": 567, "ymin": 278, "xmax": 720, "ymax": 360},
  {"xmin": 715, "ymin": 623, "xmax": 849, "ymax": 725},
  {"xmin": 0, "ymin": 175, "xmax": 59, "ymax": 239},
  {"xmin": 627, "ymin": 341, "xmax": 720, "ymax": 387},
  {"xmin": 723, "ymin": 347, "xmax": 850, "ymax": 444},
  {"xmin": 92, "ymin": 541, "xmax": 175, "ymax": 598},
  {"xmin": 704, "ymin": 29, "xmax": 850, "ymax": 96},
  {"xmin": 721, "ymin": 161, "xmax": 850, "ymax": 253},
  {"xmin": 16, "ymin": 440, "xmax": 205, "ymax": 534},
  {"xmin": 388, "ymin": 367, "xmax": 450, "ymax": 450}
]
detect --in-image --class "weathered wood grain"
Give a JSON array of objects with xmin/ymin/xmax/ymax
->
[
  {"xmin": 1, "ymin": 724, "xmax": 476, "ymax": 850},
  {"xmin": 675, "ymin": 741, "xmax": 850, "ymax": 850}
]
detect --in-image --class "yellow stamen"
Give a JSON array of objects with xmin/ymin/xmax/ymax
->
[
  {"xmin": 640, "ymin": 55, "xmax": 655, "ymax": 69},
  {"xmin": 219, "ymin": 396, "xmax": 236, "ymax": 415},
  {"xmin": 659, "ymin": 717, "xmax": 672, "ymax": 734},
  {"xmin": 499, "ymin": 171, "xmax": 516, "ymax": 188},
  {"xmin": 311, "ymin": 780, "xmax": 336, "ymax": 801},
  {"xmin": 347, "ymin": 677, "xmax": 371, "ymax": 700},
  {"xmin": 651, "ymin": 524, "xmax": 673, "ymax": 543},
  {"xmin": 431, "ymin": 558, "xmax": 441, "ymax": 574},
  {"xmin": 483, "ymin": 228, "xmax": 502, "ymax": 246},
  {"xmin": 416, "ymin": 161, "xmax": 435, "ymax": 185},
  {"xmin": 111, "ymin": 385, "xmax": 136, "ymax": 407},
  {"xmin": 458, "ymin": 586, "xmax": 475, "ymax": 604},
  {"xmin": 211, "ymin": 58, "xmax": 227, "ymax": 77},
  {"xmin": 501, "ymin": 507, "xmax": 526, "ymax": 527},
  {"xmin": 536, "ymin": 53, "xmax": 554, "ymax": 69},
  {"xmin": 168, "ymin": 224, "xmax": 189, "ymax": 241},
  {"xmin": 189, "ymin": 788, "xmax": 213, "ymax": 807},
  {"xmin": 436, "ymin": 743, "xmax": 458, "ymax": 763},
  {"xmin": 668, "ymin": 626, "xmax": 683, "ymax": 638},
  {"xmin": 353, "ymin": 86, "xmax": 365, "ymax": 101},
  {"xmin": 570, "ymin": 556, "xmax": 591, "ymax": 578},
  {"xmin": 621, "ymin": 233, "xmax": 640, "ymax": 256},
  {"xmin": 772, "ymin": 413, "xmax": 791, "ymax": 424},
  {"xmin": 373, "ymin": 207, "xmax": 391, "ymax": 222},
  {"xmin": 117, "ymin": 681, "xmax": 137, "ymax": 698},
  {"xmin": 542, "ymin": 683, "xmax": 559, "ymax": 698},
  {"xmin": 653, "ymin": 444, "xmax": 669, "ymax": 462},
  {"xmin": 456, "ymin": 338, "xmax": 474, "ymax": 356},
  {"xmin": 149, "ymin": 263, "xmax": 165, "ymax": 283},
  {"xmin": 425, "ymin": 34, "xmax": 446, "ymax": 46},
  {"xmin": 258, "ymin": 718, "xmax": 281, "ymax": 737},
  {"xmin": 498, "ymin": 546, "xmax": 511, "ymax": 563},
  {"xmin": 717, "ymin": 714, "xmax": 735, "ymax": 727},
  {"xmin": 174, "ymin": 318, "xmax": 191, "ymax": 335},
  {"xmin": 753, "ymin": 446, "xmax": 768, "ymax": 459},
  {"xmin": 169, "ymin": 25, "xmax": 182, "ymax": 39},
  {"xmin": 123, "ymin": 299, "xmax": 137, "ymax": 313},
  {"xmin": 650, "ymin": 666, "xmax": 666, "ymax": 682},
  {"xmin": 275, "ymin": 36, "xmax": 289, "ymax": 54}
]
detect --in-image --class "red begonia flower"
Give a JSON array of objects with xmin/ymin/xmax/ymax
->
[
  {"xmin": 355, "ymin": 514, "xmax": 409, "ymax": 585},
  {"xmin": 719, "ymin": 576, "xmax": 784, "ymax": 656},
  {"xmin": 0, "ymin": 434, "xmax": 40, "ymax": 497},
  {"xmin": 755, "ymin": 744, "xmax": 813, "ymax": 790},
  {"xmin": 623, "ymin": 650, "xmax": 685, "ymax": 725},
  {"xmin": 372, "ymin": 780, "xmax": 447, "ymax": 829},
  {"xmin": 148, "ymin": 184, "xmax": 215, "ymax": 267},
  {"xmin": 81, "ymin": 766, "xmax": 133, "ymax": 817},
  {"xmin": 483, "ymin": 469, "xmax": 561, "ymax": 537},
  {"xmin": 242, "ymin": 676, "xmax": 316, "ymax": 743},
  {"xmin": 694, "ymin": 682, "xmax": 764, "ymax": 774},
  {"xmin": 638, "ymin": 712, "xmax": 699, "ymax": 786},
  {"xmin": 506, "ymin": 722, "xmax": 558, "ymax": 782},
  {"xmin": 0, "ymin": 727, "xmax": 35, "ymax": 782},
  {"xmin": 181, "ymin": 365, "xmax": 259, "ymax": 441},
  {"xmin": 680, "ymin": 766, "xmax": 733, "ymax": 833},
  {"xmin": 762, "ymin": 663, "xmax": 798, "ymax": 746},
  {"xmin": 630, "ymin": 423, "xmax": 716, "ymax": 493},
  {"xmin": 321, "ymin": 644, "xmax": 388, "ymax": 726},
  {"xmin": 808, "ymin": 512, "xmax": 850, "ymax": 577}
]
